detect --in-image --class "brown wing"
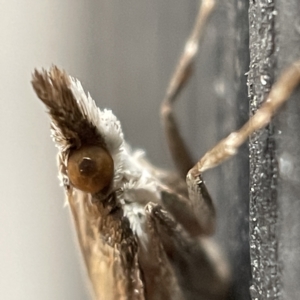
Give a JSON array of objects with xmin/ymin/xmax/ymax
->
[{"xmin": 67, "ymin": 187, "xmax": 145, "ymax": 300}]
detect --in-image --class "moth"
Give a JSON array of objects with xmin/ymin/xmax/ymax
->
[{"xmin": 31, "ymin": 0, "xmax": 300, "ymax": 299}]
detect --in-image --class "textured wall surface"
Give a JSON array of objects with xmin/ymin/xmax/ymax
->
[{"xmin": 248, "ymin": 1, "xmax": 300, "ymax": 299}]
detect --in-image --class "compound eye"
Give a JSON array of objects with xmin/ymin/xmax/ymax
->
[{"xmin": 67, "ymin": 146, "xmax": 114, "ymax": 194}]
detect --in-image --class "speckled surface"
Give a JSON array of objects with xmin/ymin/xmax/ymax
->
[
  {"xmin": 248, "ymin": 1, "xmax": 300, "ymax": 299},
  {"xmin": 248, "ymin": 1, "xmax": 281, "ymax": 299}
]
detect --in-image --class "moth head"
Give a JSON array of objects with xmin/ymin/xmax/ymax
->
[{"xmin": 32, "ymin": 66, "xmax": 124, "ymax": 194}]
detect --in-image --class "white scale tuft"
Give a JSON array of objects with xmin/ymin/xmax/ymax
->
[{"xmin": 67, "ymin": 75, "xmax": 161, "ymax": 244}]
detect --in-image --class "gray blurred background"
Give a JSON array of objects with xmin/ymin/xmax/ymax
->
[{"xmin": 0, "ymin": 1, "xmax": 252, "ymax": 299}]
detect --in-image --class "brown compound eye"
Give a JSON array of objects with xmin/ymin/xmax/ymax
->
[{"xmin": 67, "ymin": 146, "xmax": 114, "ymax": 194}]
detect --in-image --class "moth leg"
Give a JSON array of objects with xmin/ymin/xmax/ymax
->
[
  {"xmin": 188, "ymin": 60, "xmax": 300, "ymax": 176},
  {"xmin": 160, "ymin": 0, "xmax": 215, "ymax": 178},
  {"xmin": 185, "ymin": 61, "xmax": 300, "ymax": 235},
  {"xmin": 160, "ymin": 186, "xmax": 215, "ymax": 236},
  {"xmin": 145, "ymin": 203, "xmax": 230, "ymax": 300},
  {"xmin": 160, "ymin": 0, "xmax": 217, "ymax": 236}
]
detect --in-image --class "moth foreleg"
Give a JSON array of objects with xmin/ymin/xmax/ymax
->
[
  {"xmin": 184, "ymin": 61, "xmax": 300, "ymax": 239},
  {"xmin": 160, "ymin": 0, "xmax": 215, "ymax": 179},
  {"xmin": 188, "ymin": 60, "xmax": 300, "ymax": 176},
  {"xmin": 146, "ymin": 203, "xmax": 230, "ymax": 300},
  {"xmin": 160, "ymin": 186, "xmax": 215, "ymax": 236}
]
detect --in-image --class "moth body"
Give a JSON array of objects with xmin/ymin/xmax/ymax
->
[{"xmin": 32, "ymin": 66, "xmax": 230, "ymax": 300}]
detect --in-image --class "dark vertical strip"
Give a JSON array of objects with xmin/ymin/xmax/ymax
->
[
  {"xmin": 216, "ymin": 1, "xmax": 251, "ymax": 299},
  {"xmin": 191, "ymin": 1, "xmax": 251, "ymax": 298},
  {"xmin": 229, "ymin": 1, "xmax": 251, "ymax": 298}
]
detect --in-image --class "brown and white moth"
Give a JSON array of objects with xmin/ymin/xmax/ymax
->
[
  {"xmin": 31, "ymin": 63, "xmax": 300, "ymax": 299},
  {"xmin": 31, "ymin": 0, "xmax": 300, "ymax": 299},
  {"xmin": 31, "ymin": 64, "xmax": 231, "ymax": 300}
]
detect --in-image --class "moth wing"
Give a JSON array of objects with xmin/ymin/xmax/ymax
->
[{"xmin": 67, "ymin": 188, "xmax": 144, "ymax": 300}]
